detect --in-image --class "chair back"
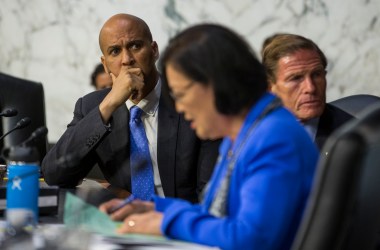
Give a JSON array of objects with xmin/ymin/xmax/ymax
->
[
  {"xmin": 0, "ymin": 73, "xmax": 47, "ymax": 163},
  {"xmin": 329, "ymin": 94, "xmax": 380, "ymax": 117},
  {"xmin": 291, "ymin": 103, "xmax": 380, "ymax": 250}
]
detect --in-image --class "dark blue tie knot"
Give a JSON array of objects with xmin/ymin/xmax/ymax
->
[{"xmin": 130, "ymin": 106, "xmax": 143, "ymax": 123}]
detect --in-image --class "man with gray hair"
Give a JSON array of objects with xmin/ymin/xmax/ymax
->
[{"xmin": 262, "ymin": 33, "xmax": 354, "ymax": 149}]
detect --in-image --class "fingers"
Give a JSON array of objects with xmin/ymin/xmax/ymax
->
[
  {"xmin": 99, "ymin": 67, "xmax": 147, "ymax": 123},
  {"xmin": 110, "ymin": 72, "xmax": 116, "ymax": 83},
  {"xmin": 99, "ymin": 199, "xmax": 154, "ymax": 222},
  {"xmin": 126, "ymin": 67, "xmax": 143, "ymax": 78},
  {"xmin": 119, "ymin": 67, "xmax": 144, "ymax": 82},
  {"xmin": 109, "ymin": 202, "xmax": 137, "ymax": 221},
  {"xmin": 117, "ymin": 211, "xmax": 163, "ymax": 236},
  {"xmin": 98, "ymin": 198, "xmax": 133, "ymax": 221},
  {"xmin": 111, "ymin": 68, "xmax": 144, "ymax": 99},
  {"xmin": 99, "ymin": 198, "xmax": 123, "ymax": 214}
]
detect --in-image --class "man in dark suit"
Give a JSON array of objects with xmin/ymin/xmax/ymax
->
[
  {"xmin": 41, "ymin": 13, "xmax": 220, "ymax": 203},
  {"xmin": 261, "ymin": 33, "xmax": 353, "ymax": 149}
]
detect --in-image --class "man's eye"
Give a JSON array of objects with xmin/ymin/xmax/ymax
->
[
  {"xmin": 130, "ymin": 43, "xmax": 143, "ymax": 50},
  {"xmin": 312, "ymin": 70, "xmax": 326, "ymax": 79},
  {"xmin": 110, "ymin": 48, "xmax": 120, "ymax": 55},
  {"xmin": 290, "ymin": 75, "xmax": 303, "ymax": 82}
]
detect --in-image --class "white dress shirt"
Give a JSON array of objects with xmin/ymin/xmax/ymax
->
[{"xmin": 302, "ymin": 117, "xmax": 320, "ymax": 141}]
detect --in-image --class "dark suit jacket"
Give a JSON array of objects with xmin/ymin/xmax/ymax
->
[
  {"xmin": 42, "ymin": 86, "xmax": 220, "ymax": 203},
  {"xmin": 315, "ymin": 103, "xmax": 354, "ymax": 149}
]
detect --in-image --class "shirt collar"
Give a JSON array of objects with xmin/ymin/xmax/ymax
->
[
  {"xmin": 127, "ymin": 78, "xmax": 161, "ymax": 117},
  {"xmin": 302, "ymin": 117, "xmax": 320, "ymax": 141}
]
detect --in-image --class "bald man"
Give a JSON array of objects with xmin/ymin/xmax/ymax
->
[{"xmin": 42, "ymin": 14, "xmax": 220, "ymax": 203}]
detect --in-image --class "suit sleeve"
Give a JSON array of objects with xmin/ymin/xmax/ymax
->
[{"xmin": 41, "ymin": 97, "xmax": 110, "ymax": 187}]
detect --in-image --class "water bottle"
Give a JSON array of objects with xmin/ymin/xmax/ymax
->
[{"xmin": 3, "ymin": 145, "xmax": 40, "ymax": 230}]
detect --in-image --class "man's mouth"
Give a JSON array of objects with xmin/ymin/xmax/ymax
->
[{"xmin": 300, "ymin": 100, "xmax": 320, "ymax": 106}]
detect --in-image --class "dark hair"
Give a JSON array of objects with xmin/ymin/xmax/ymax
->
[
  {"xmin": 90, "ymin": 63, "xmax": 106, "ymax": 87},
  {"xmin": 159, "ymin": 24, "xmax": 267, "ymax": 115},
  {"xmin": 261, "ymin": 33, "xmax": 327, "ymax": 83}
]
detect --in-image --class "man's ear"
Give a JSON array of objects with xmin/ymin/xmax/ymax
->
[
  {"xmin": 151, "ymin": 41, "xmax": 159, "ymax": 61},
  {"xmin": 268, "ymin": 81, "xmax": 276, "ymax": 93},
  {"xmin": 100, "ymin": 56, "xmax": 109, "ymax": 74}
]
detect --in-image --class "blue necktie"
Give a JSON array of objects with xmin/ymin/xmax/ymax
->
[{"xmin": 129, "ymin": 106, "xmax": 155, "ymax": 200}]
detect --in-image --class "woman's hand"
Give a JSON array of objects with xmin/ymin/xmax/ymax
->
[
  {"xmin": 117, "ymin": 210, "xmax": 163, "ymax": 236},
  {"xmin": 99, "ymin": 198, "xmax": 154, "ymax": 221}
]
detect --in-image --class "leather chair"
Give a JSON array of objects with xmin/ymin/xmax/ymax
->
[
  {"xmin": 0, "ymin": 72, "xmax": 48, "ymax": 163},
  {"xmin": 291, "ymin": 103, "xmax": 380, "ymax": 250},
  {"xmin": 329, "ymin": 94, "xmax": 380, "ymax": 117}
]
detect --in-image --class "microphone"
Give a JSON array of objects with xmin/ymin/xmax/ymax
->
[
  {"xmin": 0, "ymin": 108, "xmax": 18, "ymax": 117},
  {"xmin": 0, "ymin": 117, "xmax": 31, "ymax": 142},
  {"xmin": 20, "ymin": 126, "xmax": 48, "ymax": 147}
]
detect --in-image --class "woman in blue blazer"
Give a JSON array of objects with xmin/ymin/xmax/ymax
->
[{"xmin": 100, "ymin": 24, "xmax": 319, "ymax": 250}]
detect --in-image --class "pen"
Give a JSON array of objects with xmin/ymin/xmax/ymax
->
[{"xmin": 108, "ymin": 194, "xmax": 136, "ymax": 214}]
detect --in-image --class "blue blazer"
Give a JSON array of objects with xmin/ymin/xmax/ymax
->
[
  {"xmin": 155, "ymin": 93, "xmax": 319, "ymax": 250},
  {"xmin": 42, "ymin": 85, "xmax": 220, "ymax": 202}
]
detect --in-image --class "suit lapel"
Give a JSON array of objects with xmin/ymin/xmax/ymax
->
[
  {"xmin": 315, "ymin": 107, "xmax": 331, "ymax": 150},
  {"xmin": 157, "ymin": 92, "xmax": 179, "ymax": 197}
]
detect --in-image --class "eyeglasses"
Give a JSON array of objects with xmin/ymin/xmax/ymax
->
[{"xmin": 169, "ymin": 81, "xmax": 195, "ymax": 102}]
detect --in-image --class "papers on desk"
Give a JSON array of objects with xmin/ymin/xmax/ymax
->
[
  {"xmin": 64, "ymin": 192, "xmax": 120, "ymax": 237},
  {"xmin": 64, "ymin": 192, "xmax": 218, "ymax": 250}
]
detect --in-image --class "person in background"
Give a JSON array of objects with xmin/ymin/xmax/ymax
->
[
  {"xmin": 99, "ymin": 24, "xmax": 318, "ymax": 250},
  {"xmin": 41, "ymin": 13, "xmax": 220, "ymax": 203},
  {"xmin": 90, "ymin": 63, "xmax": 113, "ymax": 90},
  {"xmin": 261, "ymin": 33, "xmax": 354, "ymax": 149}
]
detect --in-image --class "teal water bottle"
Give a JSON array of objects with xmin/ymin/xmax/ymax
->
[{"xmin": 3, "ymin": 146, "xmax": 40, "ymax": 229}]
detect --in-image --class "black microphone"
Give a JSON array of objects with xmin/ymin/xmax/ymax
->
[
  {"xmin": 0, "ymin": 108, "xmax": 18, "ymax": 117},
  {"xmin": 20, "ymin": 126, "xmax": 48, "ymax": 147},
  {"xmin": 0, "ymin": 117, "xmax": 31, "ymax": 142}
]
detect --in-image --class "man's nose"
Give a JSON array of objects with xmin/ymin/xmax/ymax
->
[
  {"xmin": 303, "ymin": 76, "xmax": 316, "ymax": 93},
  {"xmin": 175, "ymin": 101, "xmax": 185, "ymax": 115},
  {"xmin": 121, "ymin": 49, "xmax": 135, "ymax": 65}
]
